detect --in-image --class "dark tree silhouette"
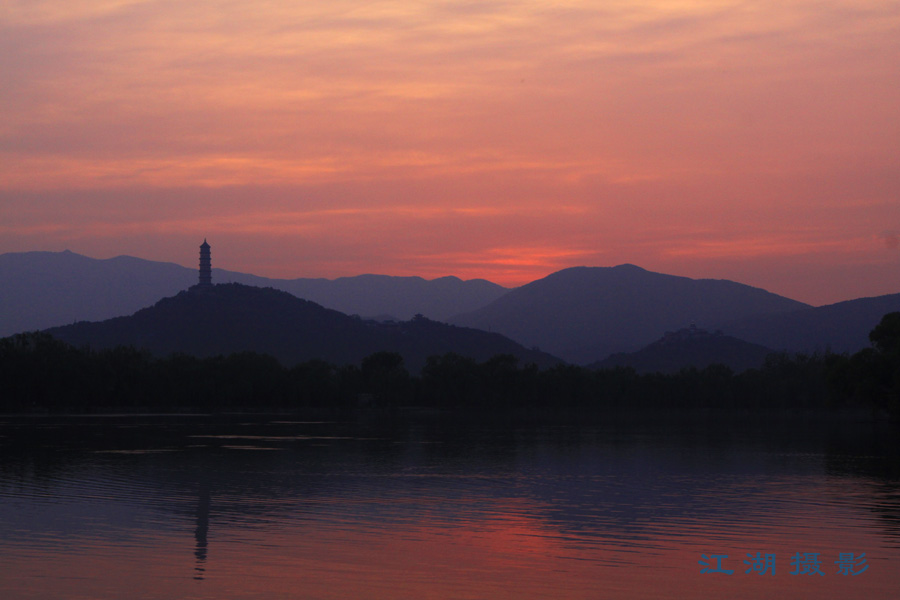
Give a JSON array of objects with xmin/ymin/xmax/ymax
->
[{"xmin": 870, "ymin": 312, "xmax": 900, "ymax": 354}]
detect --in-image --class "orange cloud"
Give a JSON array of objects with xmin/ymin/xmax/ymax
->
[{"xmin": 2, "ymin": 0, "xmax": 899, "ymax": 304}]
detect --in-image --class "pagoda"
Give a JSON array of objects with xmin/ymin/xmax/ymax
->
[{"xmin": 198, "ymin": 239, "xmax": 212, "ymax": 286}]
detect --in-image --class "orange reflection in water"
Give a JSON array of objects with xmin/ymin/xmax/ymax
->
[{"xmin": 2, "ymin": 492, "xmax": 897, "ymax": 600}]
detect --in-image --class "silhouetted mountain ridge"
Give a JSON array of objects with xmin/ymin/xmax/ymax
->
[
  {"xmin": 719, "ymin": 294, "xmax": 900, "ymax": 354},
  {"xmin": 0, "ymin": 250, "xmax": 508, "ymax": 335},
  {"xmin": 449, "ymin": 265, "xmax": 809, "ymax": 363},
  {"xmin": 44, "ymin": 283, "xmax": 561, "ymax": 371},
  {"xmin": 213, "ymin": 270, "xmax": 507, "ymax": 322},
  {"xmin": 0, "ymin": 250, "xmax": 196, "ymax": 335},
  {"xmin": 8, "ymin": 251, "xmax": 898, "ymax": 368},
  {"xmin": 592, "ymin": 325, "xmax": 773, "ymax": 374}
]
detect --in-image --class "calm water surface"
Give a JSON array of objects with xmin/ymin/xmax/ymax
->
[{"xmin": 1, "ymin": 413, "xmax": 898, "ymax": 599}]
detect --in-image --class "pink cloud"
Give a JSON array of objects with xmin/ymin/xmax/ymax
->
[{"xmin": 2, "ymin": 1, "xmax": 899, "ymax": 304}]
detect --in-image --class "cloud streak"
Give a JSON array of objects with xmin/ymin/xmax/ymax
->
[{"xmin": 2, "ymin": 1, "xmax": 899, "ymax": 303}]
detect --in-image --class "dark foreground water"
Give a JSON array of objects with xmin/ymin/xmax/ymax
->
[{"xmin": 0, "ymin": 412, "xmax": 898, "ymax": 599}]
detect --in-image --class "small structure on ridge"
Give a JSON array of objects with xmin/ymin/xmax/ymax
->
[{"xmin": 199, "ymin": 239, "xmax": 212, "ymax": 286}]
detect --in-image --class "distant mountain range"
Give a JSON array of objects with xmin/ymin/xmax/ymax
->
[
  {"xmin": 592, "ymin": 325, "xmax": 773, "ymax": 374},
  {"xmin": 718, "ymin": 294, "xmax": 900, "ymax": 355},
  {"xmin": 0, "ymin": 250, "xmax": 507, "ymax": 336},
  {"xmin": 45, "ymin": 283, "xmax": 561, "ymax": 372},
  {"xmin": 4, "ymin": 250, "xmax": 899, "ymax": 366},
  {"xmin": 448, "ymin": 265, "xmax": 809, "ymax": 363}
]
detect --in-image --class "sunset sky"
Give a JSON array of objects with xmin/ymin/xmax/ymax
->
[{"xmin": 2, "ymin": 0, "xmax": 899, "ymax": 305}]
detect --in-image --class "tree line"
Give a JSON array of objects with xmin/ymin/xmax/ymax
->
[{"xmin": 2, "ymin": 313, "xmax": 898, "ymax": 418}]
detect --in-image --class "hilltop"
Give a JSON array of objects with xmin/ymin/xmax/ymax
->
[
  {"xmin": 7, "ymin": 251, "xmax": 899, "ymax": 368},
  {"xmin": 449, "ymin": 265, "xmax": 807, "ymax": 363},
  {"xmin": 719, "ymin": 294, "xmax": 900, "ymax": 354},
  {"xmin": 593, "ymin": 325, "xmax": 773, "ymax": 374},
  {"xmin": 0, "ymin": 250, "xmax": 507, "ymax": 336},
  {"xmin": 44, "ymin": 283, "xmax": 561, "ymax": 372}
]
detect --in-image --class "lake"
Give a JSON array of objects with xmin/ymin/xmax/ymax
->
[{"xmin": 1, "ymin": 412, "xmax": 898, "ymax": 599}]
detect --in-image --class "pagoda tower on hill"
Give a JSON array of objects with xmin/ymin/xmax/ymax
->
[{"xmin": 199, "ymin": 239, "xmax": 212, "ymax": 286}]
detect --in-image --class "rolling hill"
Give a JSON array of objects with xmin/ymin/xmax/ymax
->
[
  {"xmin": 0, "ymin": 250, "xmax": 507, "ymax": 336},
  {"xmin": 44, "ymin": 283, "xmax": 561, "ymax": 372},
  {"xmin": 448, "ymin": 265, "xmax": 809, "ymax": 364},
  {"xmin": 10, "ymin": 251, "xmax": 897, "ymax": 368},
  {"xmin": 718, "ymin": 294, "xmax": 900, "ymax": 355},
  {"xmin": 592, "ymin": 325, "xmax": 773, "ymax": 374}
]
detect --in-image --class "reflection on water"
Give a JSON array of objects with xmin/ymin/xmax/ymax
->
[
  {"xmin": 194, "ymin": 483, "xmax": 209, "ymax": 580},
  {"xmin": 0, "ymin": 414, "xmax": 898, "ymax": 599}
]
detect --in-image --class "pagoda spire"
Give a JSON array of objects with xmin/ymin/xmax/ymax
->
[{"xmin": 199, "ymin": 239, "xmax": 211, "ymax": 286}]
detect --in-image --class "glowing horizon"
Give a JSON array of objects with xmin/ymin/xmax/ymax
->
[{"xmin": 2, "ymin": 0, "xmax": 899, "ymax": 305}]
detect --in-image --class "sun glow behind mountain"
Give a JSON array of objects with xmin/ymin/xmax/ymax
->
[{"xmin": 2, "ymin": 0, "xmax": 899, "ymax": 304}]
